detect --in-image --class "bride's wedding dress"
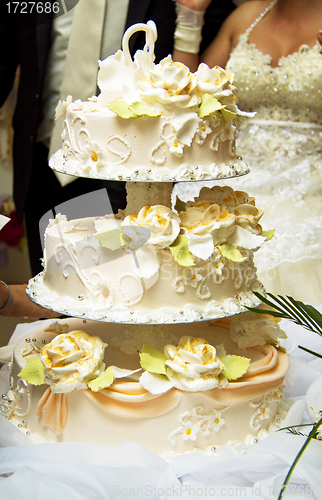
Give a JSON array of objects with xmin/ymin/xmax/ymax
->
[{"xmin": 174, "ymin": 0, "xmax": 322, "ymax": 302}]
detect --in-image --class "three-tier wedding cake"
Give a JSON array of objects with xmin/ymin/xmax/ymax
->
[{"xmin": 2, "ymin": 21, "xmax": 289, "ymax": 457}]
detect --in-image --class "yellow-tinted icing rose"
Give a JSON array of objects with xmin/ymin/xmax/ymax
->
[
  {"xmin": 122, "ymin": 205, "xmax": 180, "ymax": 250},
  {"xmin": 164, "ymin": 336, "xmax": 228, "ymax": 391},
  {"xmin": 41, "ymin": 331, "xmax": 107, "ymax": 393}
]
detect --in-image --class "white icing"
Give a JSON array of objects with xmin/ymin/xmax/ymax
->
[
  {"xmin": 110, "ymin": 324, "xmax": 179, "ymax": 354},
  {"xmin": 169, "ymin": 405, "xmax": 227, "ymax": 446},
  {"xmin": 230, "ymin": 311, "xmax": 287, "ymax": 349},
  {"xmin": 27, "ymin": 271, "xmax": 263, "ymax": 324}
]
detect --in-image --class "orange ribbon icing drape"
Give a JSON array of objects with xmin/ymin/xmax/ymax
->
[
  {"xmin": 37, "ymin": 387, "xmax": 69, "ymax": 435},
  {"xmin": 36, "ymin": 344, "xmax": 289, "ymax": 434}
]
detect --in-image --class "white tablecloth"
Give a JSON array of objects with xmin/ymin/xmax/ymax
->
[{"xmin": 1, "ymin": 316, "xmax": 322, "ymax": 500}]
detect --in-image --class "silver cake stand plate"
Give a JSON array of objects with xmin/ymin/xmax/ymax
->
[
  {"xmin": 50, "ymin": 150, "xmax": 250, "ymax": 183},
  {"xmin": 27, "ymin": 272, "xmax": 264, "ymax": 325}
]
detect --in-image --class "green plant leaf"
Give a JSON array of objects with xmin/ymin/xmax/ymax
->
[
  {"xmin": 87, "ymin": 366, "xmax": 114, "ymax": 392},
  {"xmin": 174, "ymin": 196, "xmax": 186, "ymax": 214},
  {"xmin": 198, "ymin": 94, "xmax": 224, "ymax": 118},
  {"xmin": 248, "ymin": 292, "xmax": 322, "ymax": 337},
  {"xmin": 139, "ymin": 345, "xmax": 167, "ymax": 375},
  {"xmin": 95, "ymin": 228, "xmax": 124, "ymax": 250},
  {"xmin": 170, "ymin": 235, "xmax": 195, "ymax": 267},
  {"xmin": 18, "ymin": 357, "xmax": 45, "ymax": 386},
  {"xmin": 277, "ymin": 415, "xmax": 322, "ymax": 499},
  {"xmin": 220, "ymin": 355, "xmax": 250, "ymax": 380},
  {"xmin": 218, "ymin": 243, "xmax": 247, "ymax": 262},
  {"xmin": 262, "ymin": 229, "xmax": 275, "ymax": 241},
  {"xmin": 221, "ymin": 108, "xmax": 236, "ymax": 122}
]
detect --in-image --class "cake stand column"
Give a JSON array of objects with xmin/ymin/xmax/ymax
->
[{"xmin": 125, "ymin": 182, "xmax": 173, "ymax": 215}]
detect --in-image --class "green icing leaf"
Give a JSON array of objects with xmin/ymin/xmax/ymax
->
[
  {"xmin": 220, "ymin": 355, "xmax": 250, "ymax": 381},
  {"xmin": 109, "ymin": 100, "xmax": 160, "ymax": 119},
  {"xmin": 129, "ymin": 102, "xmax": 160, "ymax": 117},
  {"xmin": 174, "ymin": 196, "xmax": 186, "ymax": 213},
  {"xmin": 218, "ymin": 243, "xmax": 247, "ymax": 262},
  {"xmin": 87, "ymin": 366, "xmax": 114, "ymax": 392},
  {"xmin": 140, "ymin": 345, "xmax": 167, "ymax": 375},
  {"xmin": 170, "ymin": 235, "xmax": 195, "ymax": 267},
  {"xmin": 18, "ymin": 357, "xmax": 45, "ymax": 386},
  {"xmin": 109, "ymin": 100, "xmax": 137, "ymax": 119},
  {"xmin": 221, "ymin": 108, "xmax": 236, "ymax": 122},
  {"xmin": 199, "ymin": 94, "xmax": 224, "ymax": 118},
  {"xmin": 95, "ymin": 228, "xmax": 124, "ymax": 251},
  {"xmin": 262, "ymin": 229, "xmax": 275, "ymax": 241}
]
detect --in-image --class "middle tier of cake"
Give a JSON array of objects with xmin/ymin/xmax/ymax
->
[{"xmin": 27, "ymin": 185, "xmax": 267, "ymax": 324}]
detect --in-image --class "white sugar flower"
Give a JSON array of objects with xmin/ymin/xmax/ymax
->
[
  {"xmin": 196, "ymin": 120, "xmax": 212, "ymax": 144},
  {"xmin": 171, "ymin": 108, "xmax": 200, "ymax": 147},
  {"xmin": 55, "ymin": 95, "xmax": 72, "ymax": 119},
  {"xmin": 181, "ymin": 421, "xmax": 198, "ymax": 441},
  {"xmin": 211, "ymin": 259, "xmax": 225, "ymax": 284},
  {"xmin": 79, "ymin": 141, "xmax": 106, "ymax": 172},
  {"xmin": 167, "ymin": 137, "xmax": 184, "ymax": 156},
  {"xmin": 208, "ymin": 412, "xmax": 225, "ymax": 431},
  {"xmin": 97, "ymin": 50, "xmax": 136, "ymax": 106},
  {"xmin": 91, "ymin": 280, "xmax": 114, "ymax": 308},
  {"xmin": 183, "ymin": 268, "xmax": 203, "ymax": 288},
  {"xmin": 258, "ymin": 405, "xmax": 271, "ymax": 420},
  {"xmin": 220, "ymin": 122, "xmax": 236, "ymax": 142}
]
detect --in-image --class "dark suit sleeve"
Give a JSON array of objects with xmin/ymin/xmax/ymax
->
[
  {"xmin": 0, "ymin": 3, "xmax": 20, "ymax": 107},
  {"xmin": 126, "ymin": 0, "xmax": 235, "ymax": 63},
  {"xmin": 126, "ymin": 0, "xmax": 176, "ymax": 62}
]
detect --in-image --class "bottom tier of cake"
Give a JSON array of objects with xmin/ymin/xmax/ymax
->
[{"xmin": 3, "ymin": 316, "xmax": 290, "ymax": 457}]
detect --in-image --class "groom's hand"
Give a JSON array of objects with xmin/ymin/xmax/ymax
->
[{"xmin": 175, "ymin": 0, "xmax": 212, "ymax": 12}]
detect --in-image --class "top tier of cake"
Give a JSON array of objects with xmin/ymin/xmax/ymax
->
[{"xmin": 49, "ymin": 21, "xmax": 250, "ymax": 183}]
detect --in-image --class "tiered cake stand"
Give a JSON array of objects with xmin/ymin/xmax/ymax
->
[{"xmin": 27, "ymin": 22, "xmax": 263, "ymax": 325}]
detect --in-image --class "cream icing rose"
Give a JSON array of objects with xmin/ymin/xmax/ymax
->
[
  {"xmin": 194, "ymin": 64, "xmax": 234, "ymax": 96},
  {"xmin": 121, "ymin": 205, "xmax": 180, "ymax": 250},
  {"xmin": 164, "ymin": 336, "xmax": 228, "ymax": 391},
  {"xmin": 179, "ymin": 199, "xmax": 236, "ymax": 260},
  {"xmin": 138, "ymin": 56, "xmax": 198, "ymax": 111},
  {"xmin": 188, "ymin": 186, "xmax": 265, "ymax": 250},
  {"xmin": 41, "ymin": 331, "xmax": 107, "ymax": 393},
  {"xmin": 192, "ymin": 186, "xmax": 253, "ymax": 209},
  {"xmin": 234, "ymin": 203, "xmax": 263, "ymax": 234},
  {"xmin": 195, "ymin": 186, "xmax": 263, "ymax": 234}
]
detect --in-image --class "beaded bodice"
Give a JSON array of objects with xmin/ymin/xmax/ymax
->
[{"xmin": 226, "ymin": 1, "xmax": 322, "ymax": 124}]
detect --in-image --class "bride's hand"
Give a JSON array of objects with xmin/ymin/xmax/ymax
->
[
  {"xmin": 175, "ymin": 0, "xmax": 212, "ymax": 12},
  {"xmin": 318, "ymin": 30, "xmax": 322, "ymax": 52}
]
